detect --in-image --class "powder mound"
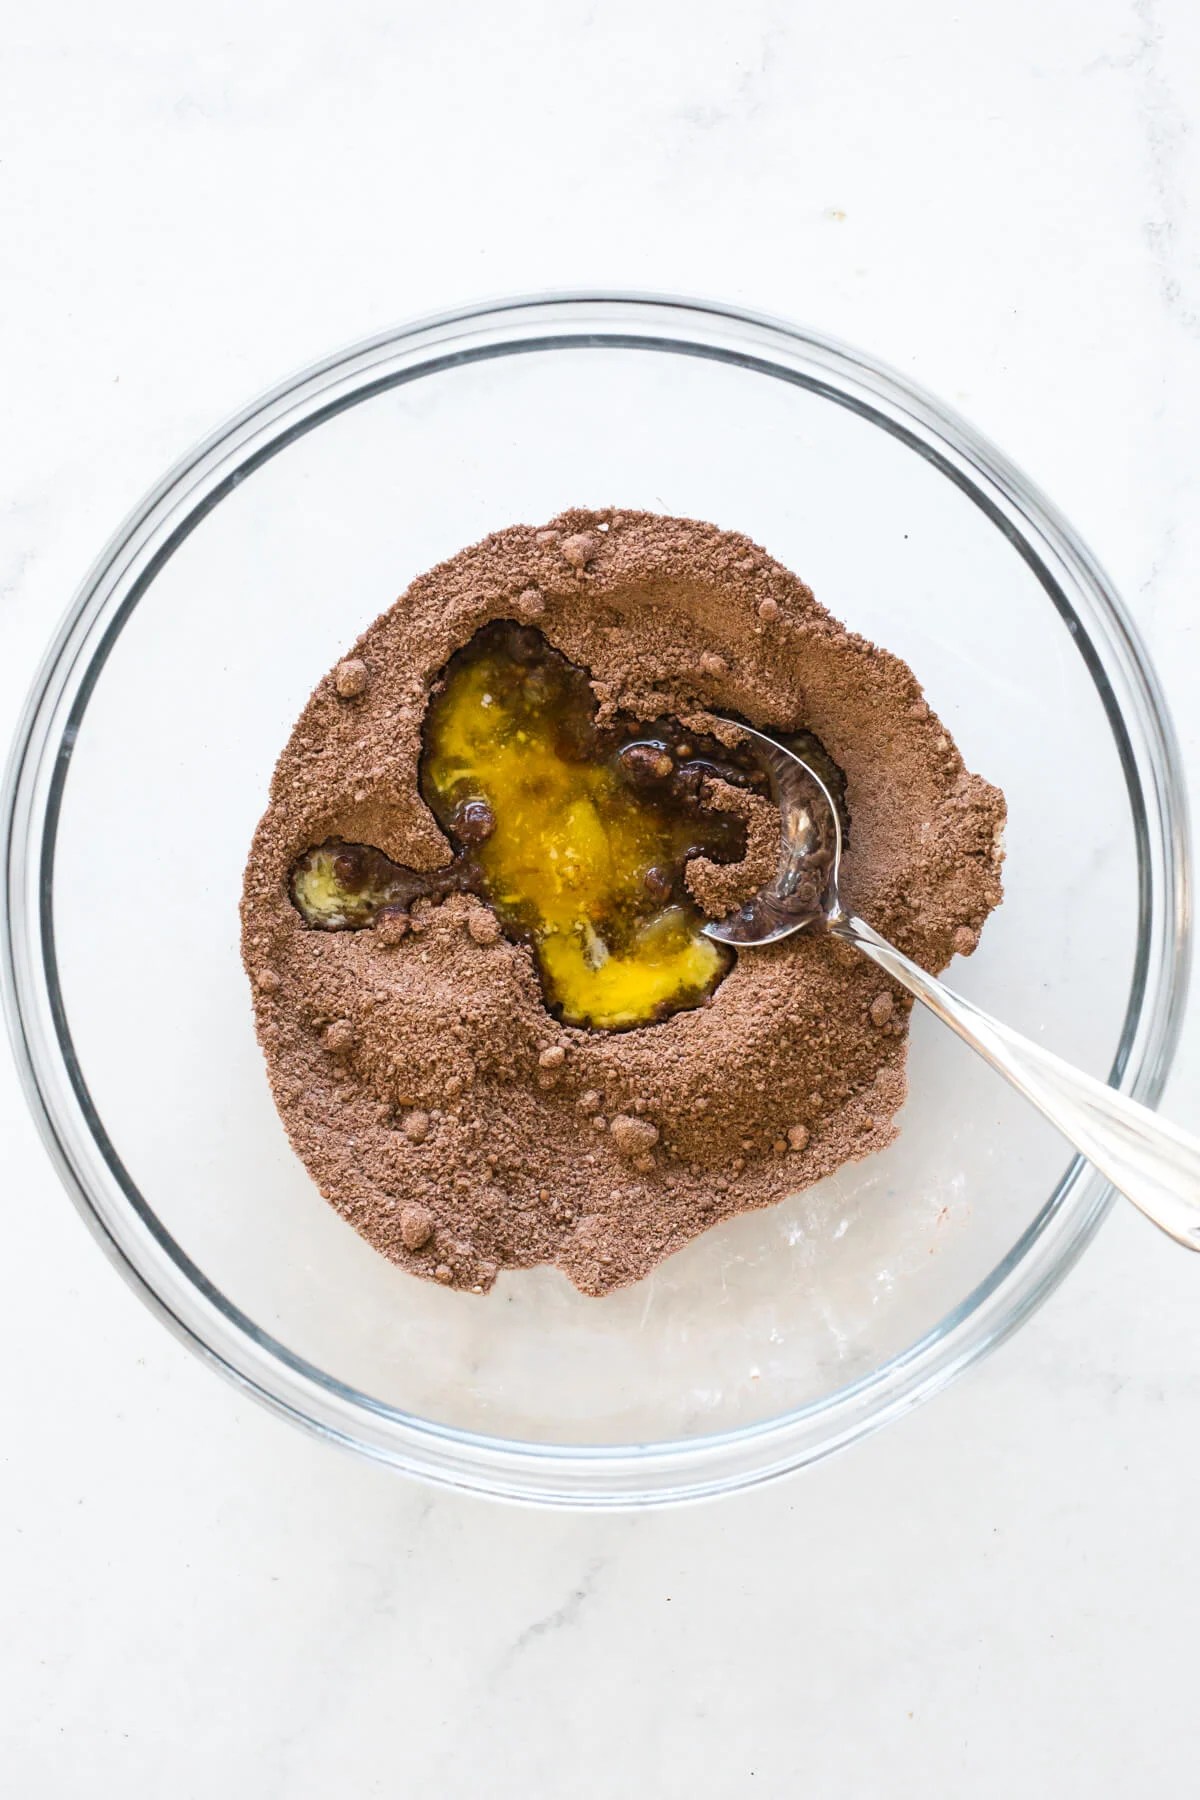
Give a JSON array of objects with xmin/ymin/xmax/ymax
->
[
  {"xmin": 241, "ymin": 507, "xmax": 1006, "ymax": 1297},
  {"xmin": 685, "ymin": 779, "xmax": 780, "ymax": 919}
]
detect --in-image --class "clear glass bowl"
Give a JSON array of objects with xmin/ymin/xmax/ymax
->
[{"xmin": 2, "ymin": 295, "xmax": 1191, "ymax": 1505}]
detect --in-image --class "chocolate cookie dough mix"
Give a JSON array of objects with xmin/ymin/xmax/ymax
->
[{"xmin": 241, "ymin": 510, "xmax": 1005, "ymax": 1296}]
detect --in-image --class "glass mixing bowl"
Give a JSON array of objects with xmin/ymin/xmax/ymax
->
[{"xmin": 2, "ymin": 295, "xmax": 1190, "ymax": 1504}]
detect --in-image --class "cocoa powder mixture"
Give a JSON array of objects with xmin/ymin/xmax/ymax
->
[{"xmin": 241, "ymin": 509, "xmax": 1005, "ymax": 1296}]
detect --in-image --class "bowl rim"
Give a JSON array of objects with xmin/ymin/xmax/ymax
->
[{"xmin": 2, "ymin": 290, "xmax": 1192, "ymax": 1506}]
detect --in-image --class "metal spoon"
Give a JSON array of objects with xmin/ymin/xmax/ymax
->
[{"xmin": 703, "ymin": 722, "xmax": 1200, "ymax": 1250}]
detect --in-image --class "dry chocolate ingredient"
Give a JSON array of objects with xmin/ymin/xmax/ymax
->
[{"xmin": 241, "ymin": 509, "xmax": 1005, "ymax": 1296}]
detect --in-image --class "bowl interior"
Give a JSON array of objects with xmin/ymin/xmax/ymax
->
[{"xmin": 48, "ymin": 337, "xmax": 1140, "ymax": 1450}]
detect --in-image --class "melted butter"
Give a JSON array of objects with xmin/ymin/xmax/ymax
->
[
  {"xmin": 534, "ymin": 906, "xmax": 724, "ymax": 1031},
  {"xmin": 290, "ymin": 623, "xmax": 831, "ymax": 1031},
  {"xmin": 291, "ymin": 843, "xmax": 408, "ymax": 927},
  {"xmin": 420, "ymin": 630, "xmax": 734, "ymax": 1029}
]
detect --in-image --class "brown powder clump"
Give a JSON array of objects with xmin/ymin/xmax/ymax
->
[
  {"xmin": 241, "ymin": 508, "xmax": 1005, "ymax": 1297},
  {"xmin": 685, "ymin": 779, "xmax": 781, "ymax": 918}
]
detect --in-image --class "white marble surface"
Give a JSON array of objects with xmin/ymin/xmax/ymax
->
[{"xmin": 4, "ymin": 2, "xmax": 1200, "ymax": 1792}]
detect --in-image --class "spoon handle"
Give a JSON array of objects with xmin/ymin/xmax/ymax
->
[{"xmin": 835, "ymin": 912, "xmax": 1200, "ymax": 1250}]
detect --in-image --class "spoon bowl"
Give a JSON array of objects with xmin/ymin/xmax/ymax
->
[{"xmin": 701, "ymin": 722, "xmax": 845, "ymax": 947}]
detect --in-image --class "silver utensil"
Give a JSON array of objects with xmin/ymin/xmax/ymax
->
[{"xmin": 703, "ymin": 722, "xmax": 1200, "ymax": 1249}]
